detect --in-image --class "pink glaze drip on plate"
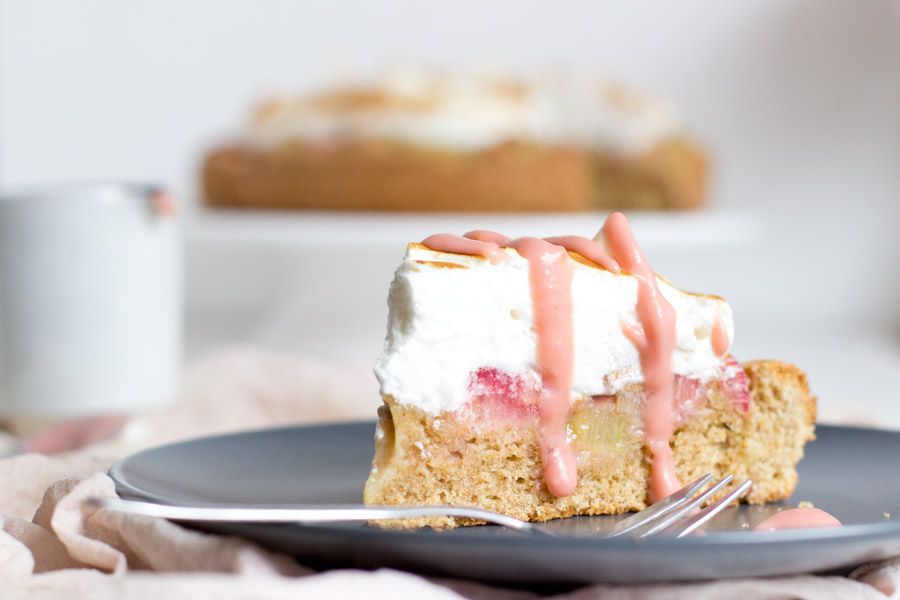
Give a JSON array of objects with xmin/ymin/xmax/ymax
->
[
  {"xmin": 602, "ymin": 212, "xmax": 680, "ymax": 503},
  {"xmin": 753, "ymin": 507, "xmax": 843, "ymax": 532},
  {"xmin": 711, "ymin": 314, "xmax": 730, "ymax": 357}
]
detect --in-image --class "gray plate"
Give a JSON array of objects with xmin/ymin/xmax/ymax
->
[{"xmin": 109, "ymin": 422, "xmax": 900, "ymax": 585}]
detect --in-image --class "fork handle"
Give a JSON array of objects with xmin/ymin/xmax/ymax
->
[{"xmin": 88, "ymin": 497, "xmax": 536, "ymax": 531}]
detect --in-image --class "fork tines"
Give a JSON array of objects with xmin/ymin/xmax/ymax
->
[{"xmin": 605, "ymin": 474, "xmax": 752, "ymax": 539}]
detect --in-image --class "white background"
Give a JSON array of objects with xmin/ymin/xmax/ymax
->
[{"xmin": 2, "ymin": 0, "xmax": 900, "ymax": 424}]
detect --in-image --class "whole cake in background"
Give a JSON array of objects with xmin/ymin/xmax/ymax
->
[
  {"xmin": 202, "ymin": 68, "xmax": 707, "ymax": 212},
  {"xmin": 363, "ymin": 212, "xmax": 815, "ymax": 528}
]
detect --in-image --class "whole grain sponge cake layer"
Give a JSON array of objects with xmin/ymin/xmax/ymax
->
[{"xmin": 363, "ymin": 360, "xmax": 815, "ymax": 529}]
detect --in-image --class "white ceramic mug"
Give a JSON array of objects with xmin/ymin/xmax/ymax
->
[{"xmin": 0, "ymin": 183, "xmax": 182, "ymax": 424}]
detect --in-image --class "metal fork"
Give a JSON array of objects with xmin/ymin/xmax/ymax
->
[
  {"xmin": 602, "ymin": 474, "xmax": 752, "ymax": 539},
  {"xmin": 90, "ymin": 474, "xmax": 750, "ymax": 539}
]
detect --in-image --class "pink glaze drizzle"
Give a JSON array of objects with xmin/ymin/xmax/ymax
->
[
  {"xmin": 543, "ymin": 236, "xmax": 620, "ymax": 273},
  {"xmin": 420, "ymin": 215, "xmax": 681, "ymax": 500},
  {"xmin": 420, "ymin": 233, "xmax": 506, "ymax": 265},
  {"xmin": 602, "ymin": 212, "xmax": 680, "ymax": 503},
  {"xmin": 711, "ymin": 314, "xmax": 730, "ymax": 357},
  {"xmin": 464, "ymin": 230, "xmax": 512, "ymax": 246},
  {"xmin": 424, "ymin": 230, "xmax": 583, "ymax": 497},
  {"xmin": 753, "ymin": 507, "xmax": 842, "ymax": 532},
  {"xmin": 505, "ymin": 237, "xmax": 577, "ymax": 497}
]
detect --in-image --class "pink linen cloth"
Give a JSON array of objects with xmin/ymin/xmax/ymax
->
[{"xmin": 0, "ymin": 346, "xmax": 896, "ymax": 600}]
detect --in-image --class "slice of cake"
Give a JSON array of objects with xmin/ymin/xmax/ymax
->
[
  {"xmin": 202, "ymin": 68, "xmax": 706, "ymax": 212},
  {"xmin": 363, "ymin": 212, "xmax": 815, "ymax": 528}
]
